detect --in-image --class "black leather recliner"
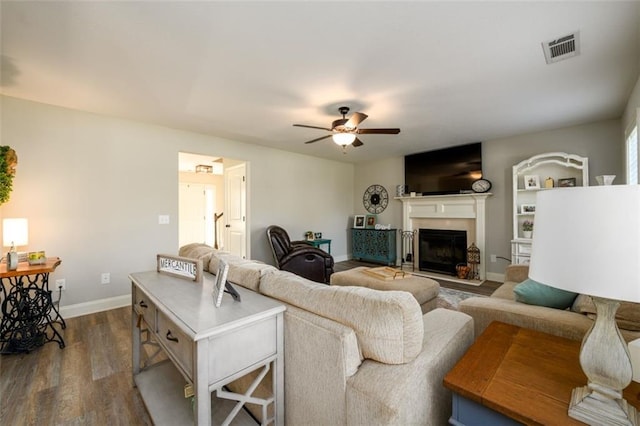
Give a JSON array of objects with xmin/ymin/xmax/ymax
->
[{"xmin": 266, "ymin": 225, "xmax": 334, "ymax": 284}]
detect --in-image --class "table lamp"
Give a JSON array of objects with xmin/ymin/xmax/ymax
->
[
  {"xmin": 529, "ymin": 185, "xmax": 640, "ymax": 425},
  {"xmin": 2, "ymin": 218, "xmax": 28, "ymax": 271}
]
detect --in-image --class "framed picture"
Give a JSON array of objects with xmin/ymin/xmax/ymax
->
[
  {"xmin": 314, "ymin": 232, "xmax": 322, "ymax": 239},
  {"xmin": 354, "ymin": 215, "xmax": 365, "ymax": 228},
  {"xmin": 366, "ymin": 215, "xmax": 376, "ymax": 228},
  {"xmin": 558, "ymin": 177, "xmax": 576, "ymax": 187},
  {"xmin": 521, "ymin": 204, "xmax": 536, "ymax": 214},
  {"xmin": 212, "ymin": 259, "xmax": 229, "ymax": 307},
  {"xmin": 524, "ymin": 175, "xmax": 540, "ymax": 190}
]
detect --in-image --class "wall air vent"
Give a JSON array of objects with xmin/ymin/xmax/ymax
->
[{"xmin": 542, "ymin": 32, "xmax": 580, "ymax": 64}]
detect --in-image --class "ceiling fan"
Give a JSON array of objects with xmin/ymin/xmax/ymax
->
[{"xmin": 293, "ymin": 106, "xmax": 400, "ymax": 150}]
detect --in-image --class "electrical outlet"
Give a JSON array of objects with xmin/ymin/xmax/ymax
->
[
  {"xmin": 55, "ymin": 278, "xmax": 66, "ymax": 291},
  {"xmin": 490, "ymin": 254, "xmax": 497, "ymax": 263},
  {"xmin": 101, "ymin": 273, "xmax": 111, "ymax": 284},
  {"xmin": 158, "ymin": 215, "xmax": 170, "ymax": 225}
]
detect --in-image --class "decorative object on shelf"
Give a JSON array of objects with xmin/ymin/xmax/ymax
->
[
  {"xmin": 521, "ymin": 204, "xmax": 536, "ymax": 214},
  {"xmin": 396, "ymin": 185, "xmax": 406, "ymax": 197},
  {"xmin": 305, "ymin": 231, "xmax": 315, "ymax": 241},
  {"xmin": 27, "ymin": 251, "xmax": 46, "ymax": 265},
  {"xmin": 466, "ymin": 243, "xmax": 480, "ymax": 280},
  {"xmin": 365, "ymin": 215, "xmax": 376, "ymax": 228},
  {"xmin": 529, "ymin": 185, "xmax": 640, "ymax": 426},
  {"xmin": 596, "ymin": 175, "xmax": 616, "ymax": 186},
  {"xmin": 558, "ymin": 177, "xmax": 577, "ymax": 187},
  {"xmin": 0, "ymin": 146, "xmax": 17, "ymax": 205},
  {"xmin": 522, "ymin": 220, "xmax": 534, "ymax": 239},
  {"xmin": 353, "ymin": 215, "xmax": 365, "ymax": 228},
  {"xmin": 363, "ymin": 184, "xmax": 389, "ymax": 214},
  {"xmin": 314, "ymin": 232, "xmax": 322, "ymax": 239},
  {"xmin": 524, "ymin": 175, "xmax": 540, "ymax": 190},
  {"xmin": 3, "ymin": 218, "xmax": 28, "ymax": 271},
  {"xmin": 471, "ymin": 178, "xmax": 492, "ymax": 193},
  {"xmin": 374, "ymin": 223, "xmax": 391, "ymax": 230},
  {"xmin": 544, "ymin": 177, "xmax": 555, "ymax": 188}
]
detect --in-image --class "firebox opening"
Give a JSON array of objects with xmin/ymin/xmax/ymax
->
[{"xmin": 419, "ymin": 229, "xmax": 467, "ymax": 276}]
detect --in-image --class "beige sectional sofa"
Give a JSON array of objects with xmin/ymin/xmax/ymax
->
[
  {"xmin": 460, "ymin": 264, "xmax": 640, "ymax": 342},
  {"xmin": 179, "ymin": 243, "xmax": 474, "ymax": 425}
]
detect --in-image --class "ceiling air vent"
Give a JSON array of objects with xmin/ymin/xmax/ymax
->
[{"xmin": 542, "ymin": 32, "xmax": 580, "ymax": 64}]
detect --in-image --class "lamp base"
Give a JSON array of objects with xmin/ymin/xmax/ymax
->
[{"xmin": 569, "ymin": 385, "xmax": 638, "ymax": 425}]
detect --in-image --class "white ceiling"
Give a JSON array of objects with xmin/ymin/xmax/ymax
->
[{"xmin": 1, "ymin": 1, "xmax": 639, "ymax": 163}]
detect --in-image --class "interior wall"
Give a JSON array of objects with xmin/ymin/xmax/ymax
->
[
  {"xmin": 353, "ymin": 157, "xmax": 404, "ymax": 259},
  {"xmin": 0, "ymin": 95, "xmax": 354, "ymax": 307},
  {"xmin": 353, "ymin": 119, "xmax": 623, "ymax": 277},
  {"xmin": 482, "ymin": 118, "xmax": 622, "ymax": 275}
]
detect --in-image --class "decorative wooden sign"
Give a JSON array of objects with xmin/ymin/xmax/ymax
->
[{"xmin": 157, "ymin": 254, "xmax": 203, "ymax": 283}]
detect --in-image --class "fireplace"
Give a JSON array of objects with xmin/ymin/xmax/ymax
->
[{"xmin": 419, "ymin": 229, "xmax": 467, "ymax": 275}]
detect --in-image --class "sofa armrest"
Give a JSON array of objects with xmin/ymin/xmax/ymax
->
[
  {"xmin": 459, "ymin": 296, "xmax": 592, "ymax": 341},
  {"xmin": 280, "ymin": 305, "xmax": 362, "ymax": 426},
  {"xmin": 504, "ymin": 264, "xmax": 529, "ymax": 284},
  {"xmin": 346, "ymin": 309, "xmax": 474, "ymax": 426}
]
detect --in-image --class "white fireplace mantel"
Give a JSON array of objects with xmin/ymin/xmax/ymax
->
[{"xmin": 397, "ymin": 193, "xmax": 491, "ymax": 281}]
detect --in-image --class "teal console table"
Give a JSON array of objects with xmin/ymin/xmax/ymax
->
[
  {"xmin": 351, "ymin": 228, "xmax": 397, "ymax": 266},
  {"xmin": 308, "ymin": 238, "xmax": 331, "ymax": 254}
]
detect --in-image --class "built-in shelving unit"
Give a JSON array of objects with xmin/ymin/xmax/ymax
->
[{"xmin": 511, "ymin": 152, "xmax": 589, "ymax": 264}]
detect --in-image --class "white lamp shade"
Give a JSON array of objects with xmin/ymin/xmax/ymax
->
[
  {"xmin": 2, "ymin": 218, "xmax": 29, "ymax": 248},
  {"xmin": 529, "ymin": 185, "xmax": 640, "ymax": 303},
  {"xmin": 332, "ymin": 133, "xmax": 356, "ymax": 146}
]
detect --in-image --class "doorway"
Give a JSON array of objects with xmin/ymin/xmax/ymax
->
[{"xmin": 178, "ymin": 152, "xmax": 248, "ymax": 258}]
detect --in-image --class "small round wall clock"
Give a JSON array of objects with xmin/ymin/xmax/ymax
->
[
  {"xmin": 363, "ymin": 184, "xmax": 389, "ymax": 214},
  {"xmin": 471, "ymin": 178, "xmax": 492, "ymax": 193}
]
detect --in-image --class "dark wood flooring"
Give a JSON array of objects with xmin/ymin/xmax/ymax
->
[
  {"xmin": 0, "ymin": 307, "xmax": 152, "ymax": 426},
  {"xmin": 335, "ymin": 259, "xmax": 501, "ymax": 296}
]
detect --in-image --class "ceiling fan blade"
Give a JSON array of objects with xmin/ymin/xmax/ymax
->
[
  {"xmin": 345, "ymin": 112, "xmax": 368, "ymax": 129},
  {"xmin": 293, "ymin": 124, "xmax": 333, "ymax": 131},
  {"xmin": 304, "ymin": 134, "xmax": 332, "ymax": 144},
  {"xmin": 352, "ymin": 137, "xmax": 364, "ymax": 147},
  {"xmin": 356, "ymin": 128, "xmax": 401, "ymax": 134}
]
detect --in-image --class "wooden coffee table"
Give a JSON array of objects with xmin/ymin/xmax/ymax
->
[{"xmin": 444, "ymin": 321, "xmax": 640, "ymax": 425}]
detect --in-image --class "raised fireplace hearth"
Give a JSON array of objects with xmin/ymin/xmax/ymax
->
[
  {"xmin": 398, "ymin": 193, "xmax": 491, "ymax": 282},
  {"xmin": 419, "ymin": 229, "xmax": 467, "ymax": 275}
]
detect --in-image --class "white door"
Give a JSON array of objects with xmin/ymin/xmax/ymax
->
[
  {"xmin": 224, "ymin": 163, "xmax": 247, "ymax": 258},
  {"xmin": 179, "ymin": 183, "xmax": 215, "ymax": 247}
]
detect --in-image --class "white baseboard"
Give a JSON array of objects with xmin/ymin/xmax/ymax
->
[
  {"xmin": 486, "ymin": 272, "xmax": 505, "ymax": 283},
  {"xmin": 59, "ymin": 294, "xmax": 131, "ymax": 319}
]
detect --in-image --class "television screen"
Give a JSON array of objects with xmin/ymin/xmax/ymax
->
[{"xmin": 404, "ymin": 142, "xmax": 482, "ymax": 195}]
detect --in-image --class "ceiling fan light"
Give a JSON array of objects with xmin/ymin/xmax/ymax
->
[{"xmin": 332, "ymin": 133, "xmax": 356, "ymax": 146}]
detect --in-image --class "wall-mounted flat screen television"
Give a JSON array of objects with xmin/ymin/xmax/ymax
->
[{"xmin": 404, "ymin": 142, "xmax": 482, "ymax": 195}]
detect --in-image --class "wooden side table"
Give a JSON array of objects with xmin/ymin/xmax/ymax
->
[
  {"xmin": 0, "ymin": 257, "xmax": 65, "ymax": 354},
  {"xmin": 444, "ymin": 321, "xmax": 640, "ymax": 425}
]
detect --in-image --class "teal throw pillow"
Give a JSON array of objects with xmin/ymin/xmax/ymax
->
[{"xmin": 513, "ymin": 278, "xmax": 579, "ymax": 310}]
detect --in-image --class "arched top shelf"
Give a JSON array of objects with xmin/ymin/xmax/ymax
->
[{"xmin": 514, "ymin": 152, "xmax": 588, "ymax": 174}]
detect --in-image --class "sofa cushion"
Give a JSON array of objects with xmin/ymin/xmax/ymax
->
[
  {"xmin": 209, "ymin": 252, "xmax": 276, "ymax": 292},
  {"xmin": 178, "ymin": 243, "xmax": 215, "ymax": 272},
  {"xmin": 260, "ymin": 269, "xmax": 424, "ymax": 364},
  {"xmin": 572, "ymin": 294, "xmax": 640, "ymax": 331},
  {"xmin": 514, "ymin": 278, "xmax": 578, "ymax": 310}
]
